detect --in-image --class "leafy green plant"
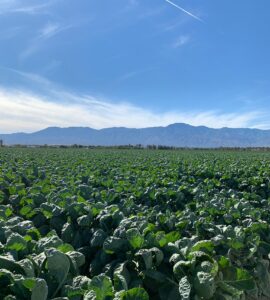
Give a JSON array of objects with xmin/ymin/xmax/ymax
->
[{"xmin": 1, "ymin": 148, "xmax": 270, "ymax": 299}]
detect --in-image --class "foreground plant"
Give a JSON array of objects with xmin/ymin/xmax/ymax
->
[{"xmin": 0, "ymin": 148, "xmax": 270, "ymax": 299}]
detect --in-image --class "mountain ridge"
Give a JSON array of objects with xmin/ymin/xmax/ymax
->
[{"xmin": 1, "ymin": 123, "xmax": 270, "ymax": 147}]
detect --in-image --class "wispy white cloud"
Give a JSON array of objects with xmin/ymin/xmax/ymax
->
[
  {"xmin": 162, "ymin": 19, "xmax": 187, "ymax": 32},
  {"xmin": 4, "ymin": 68, "xmax": 53, "ymax": 86},
  {"xmin": 172, "ymin": 35, "xmax": 190, "ymax": 48},
  {"xmin": 0, "ymin": 0, "xmax": 58, "ymax": 15},
  {"xmin": 20, "ymin": 22, "xmax": 75, "ymax": 60},
  {"xmin": 39, "ymin": 22, "xmax": 73, "ymax": 39},
  {"xmin": 117, "ymin": 71, "xmax": 141, "ymax": 82},
  {"xmin": 0, "ymin": 83, "xmax": 266, "ymax": 133},
  {"xmin": 20, "ymin": 44, "xmax": 39, "ymax": 61},
  {"xmin": 12, "ymin": 3, "xmax": 52, "ymax": 14},
  {"xmin": 165, "ymin": 0, "xmax": 204, "ymax": 23},
  {"xmin": 40, "ymin": 23, "xmax": 60, "ymax": 39},
  {"xmin": 0, "ymin": 69, "xmax": 267, "ymax": 133},
  {"xmin": 117, "ymin": 67, "xmax": 155, "ymax": 82}
]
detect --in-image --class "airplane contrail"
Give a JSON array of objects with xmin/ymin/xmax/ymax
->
[{"xmin": 165, "ymin": 0, "xmax": 204, "ymax": 23}]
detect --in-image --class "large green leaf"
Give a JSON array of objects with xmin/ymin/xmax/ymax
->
[
  {"xmin": 18, "ymin": 259, "xmax": 35, "ymax": 277},
  {"xmin": 0, "ymin": 256, "xmax": 26, "ymax": 275},
  {"xmin": 67, "ymin": 251, "xmax": 85, "ymax": 268},
  {"xmin": 126, "ymin": 228, "xmax": 144, "ymax": 249},
  {"xmin": 87, "ymin": 274, "xmax": 114, "ymax": 300},
  {"xmin": 45, "ymin": 248, "xmax": 70, "ymax": 297},
  {"xmin": 103, "ymin": 237, "xmax": 128, "ymax": 254},
  {"xmin": 190, "ymin": 240, "xmax": 214, "ymax": 254},
  {"xmin": 173, "ymin": 261, "xmax": 191, "ymax": 280},
  {"xmin": 35, "ymin": 235, "xmax": 63, "ymax": 253},
  {"xmin": 149, "ymin": 247, "xmax": 164, "ymax": 266},
  {"xmin": 135, "ymin": 249, "xmax": 153, "ymax": 270},
  {"xmin": 62, "ymin": 275, "xmax": 91, "ymax": 299},
  {"xmin": 115, "ymin": 287, "xmax": 149, "ymax": 300},
  {"xmin": 222, "ymin": 266, "xmax": 256, "ymax": 291},
  {"xmin": 6, "ymin": 233, "xmax": 27, "ymax": 251},
  {"xmin": 90, "ymin": 230, "xmax": 107, "ymax": 248},
  {"xmin": 31, "ymin": 278, "xmax": 48, "ymax": 300},
  {"xmin": 113, "ymin": 262, "xmax": 130, "ymax": 291}
]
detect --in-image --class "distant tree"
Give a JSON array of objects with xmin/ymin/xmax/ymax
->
[
  {"xmin": 147, "ymin": 144, "xmax": 157, "ymax": 150},
  {"xmin": 0, "ymin": 139, "xmax": 3, "ymax": 147}
]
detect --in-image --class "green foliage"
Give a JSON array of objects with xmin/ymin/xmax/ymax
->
[
  {"xmin": 0, "ymin": 148, "xmax": 270, "ymax": 299},
  {"xmin": 126, "ymin": 228, "xmax": 144, "ymax": 249},
  {"xmin": 193, "ymin": 271, "xmax": 216, "ymax": 299},
  {"xmin": 103, "ymin": 237, "xmax": 128, "ymax": 254},
  {"xmin": 115, "ymin": 287, "xmax": 149, "ymax": 299},
  {"xmin": 179, "ymin": 276, "xmax": 191, "ymax": 300},
  {"xmin": 6, "ymin": 233, "xmax": 27, "ymax": 251},
  {"xmin": 87, "ymin": 274, "xmax": 114, "ymax": 300},
  {"xmin": 45, "ymin": 248, "xmax": 70, "ymax": 297},
  {"xmin": 30, "ymin": 278, "xmax": 48, "ymax": 300}
]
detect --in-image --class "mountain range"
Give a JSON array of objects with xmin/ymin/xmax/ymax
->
[{"xmin": 1, "ymin": 123, "xmax": 270, "ymax": 147}]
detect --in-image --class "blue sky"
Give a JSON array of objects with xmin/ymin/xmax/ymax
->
[{"xmin": 0, "ymin": 0, "xmax": 270, "ymax": 132}]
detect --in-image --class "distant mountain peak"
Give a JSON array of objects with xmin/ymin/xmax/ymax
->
[{"xmin": 1, "ymin": 124, "xmax": 270, "ymax": 147}]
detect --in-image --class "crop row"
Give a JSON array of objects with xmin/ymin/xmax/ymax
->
[{"xmin": 0, "ymin": 148, "xmax": 270, "ymax": 299}]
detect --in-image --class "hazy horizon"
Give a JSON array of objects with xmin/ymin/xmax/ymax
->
[{"xmin": 3, "ymin": 122, "xmax": 270, "ymax": 136}]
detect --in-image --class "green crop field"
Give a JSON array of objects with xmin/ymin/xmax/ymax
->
[{"xmin": 0, "ymin": 148, "xmax": 270, "ymax": 300}]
